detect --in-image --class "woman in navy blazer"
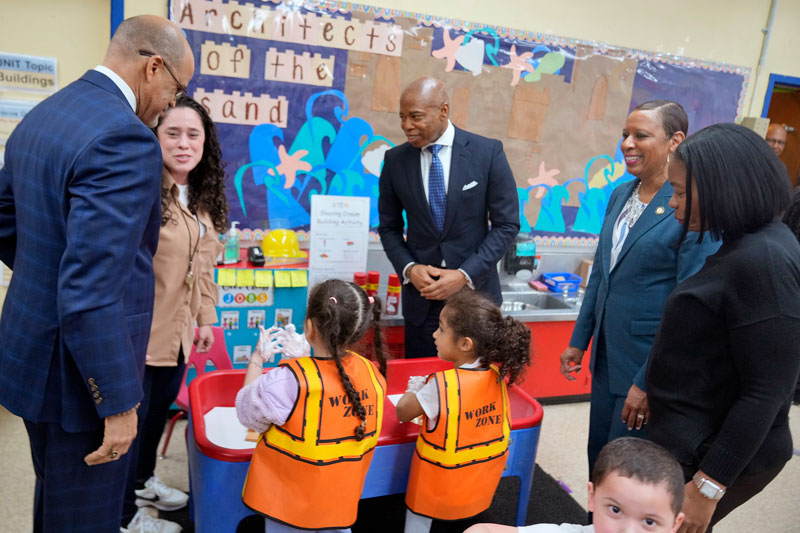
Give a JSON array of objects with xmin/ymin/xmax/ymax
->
[{"xmin": 559, "ymin": 101, "xmax": 720, "ymax": 476}]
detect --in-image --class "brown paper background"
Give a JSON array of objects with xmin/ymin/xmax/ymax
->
[{"xmin": 343, "ymin": 17, "xmax": 637, "ymax": 230}]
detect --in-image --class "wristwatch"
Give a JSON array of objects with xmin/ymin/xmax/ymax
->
[{"xmin": 692, "ymin": 472, "xmax": 726, "ymax": 500}]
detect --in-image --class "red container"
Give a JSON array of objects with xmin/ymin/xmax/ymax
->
[
  {"xmin": 385, "ymin": 273, "xmax": 400, "ymax": 315},
  {"xmin": 353, "ymin": 271, "xmax": 367, "ymax": 291},
  {"xmin": 366, "ymin": 270, "xmax": 380, "ymax": 297},
  {"xmin": 352, "ymin": 325, "xmax": 405, "ymax": 360}
]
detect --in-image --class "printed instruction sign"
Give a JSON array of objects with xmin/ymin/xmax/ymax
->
[
  {"xmin": 0, "ymin": 52, "xmax": 57, "ymax": 92},
  {"xmin": 0, "ymin": 100, "xmax": 36, "ymax": 146},
  {"xmin": 308, "ymin": 195, "xmax": 369, "ymax": 288}
]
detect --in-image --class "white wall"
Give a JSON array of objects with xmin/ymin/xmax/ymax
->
[{"xmin": 0, "ymin": 0, "xmax": 109, "ymax": 94}]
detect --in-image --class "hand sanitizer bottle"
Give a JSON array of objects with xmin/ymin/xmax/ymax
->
[{"xmin": 223, "ymin": 221, "xmax": 240, "ymax": 264}]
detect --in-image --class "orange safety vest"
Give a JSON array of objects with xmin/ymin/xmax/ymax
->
[
  {"xmin": 242, "ymin": 351, "xmax": 386, "ymax": 529},
  {"xmin": 405, "ymin": 365, "xmax": 510, "ymax": 520}
]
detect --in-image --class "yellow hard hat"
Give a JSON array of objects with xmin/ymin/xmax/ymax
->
[{"xmin": 261, "ymin": 229, "xmax": 307, "ymax": 258}]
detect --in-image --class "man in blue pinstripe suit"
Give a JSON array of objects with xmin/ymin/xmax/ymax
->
[{"xmin": 0, "ymin": 16, "xmax": 193, "ymax": 532}]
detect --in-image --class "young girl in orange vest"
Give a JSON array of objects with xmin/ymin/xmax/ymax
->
[
  {"xmin": 236, "ymin": 279, "xmax": 388, "ymax": 533},
  {"xmin": 397, "ymin": 289, "xmax": 531, "ymax": 533}
]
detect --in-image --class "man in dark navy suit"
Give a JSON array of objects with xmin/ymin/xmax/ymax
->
[
  {"xmin": 0, "ymin": 15, "xmax": 193, "ymax": 532},
  {"xmin": 378, "ymin": 77, "xmax": 519, "ymax": 358}
]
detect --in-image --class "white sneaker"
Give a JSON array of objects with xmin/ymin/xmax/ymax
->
[
  {"xmin": 122, "ymin": 508, "xmax": 182, "ymax": 533},
  {"xmin": 134, "ymin": 475, "xmax": 189, "ymax": 511}
]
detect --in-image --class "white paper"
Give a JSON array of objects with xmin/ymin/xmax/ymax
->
[
  {"xmin": 387, "ymin": 393, "xmax": 404, "ymax": 406},
  {"xmin": 0, "ymin": 100, "xmax": 38, "ymax": 147},
  {"xmin": 308, "ymin": 195, "xmax": 370, "ymax": 288},
  {"xmin": 387, "ymin": 394, "xmax": 422, "ymax": 425},
  {"xmin": 203, "ymin": 406, "xmax": 258, "ymax": 450}
]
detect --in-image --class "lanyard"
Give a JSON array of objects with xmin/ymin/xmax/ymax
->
[{"xmin": 176, "ymin": 191, "xmax": 201, "ymax": 289}]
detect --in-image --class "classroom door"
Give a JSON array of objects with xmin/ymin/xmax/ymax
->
[{"xmin": 763, "ymin": 75, "xmax": 800, "ymax": 188}]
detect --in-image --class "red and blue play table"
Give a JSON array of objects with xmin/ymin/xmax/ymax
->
[{"xmin": 187, "ymin": 358, "xmax": 544, "ymax": 532}]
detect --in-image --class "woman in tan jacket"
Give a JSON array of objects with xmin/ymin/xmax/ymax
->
[{"xmin": 123, "ymin": 96, "xmax": 229, "ymax": 532}]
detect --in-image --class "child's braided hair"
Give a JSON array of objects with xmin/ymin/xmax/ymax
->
[{"xmin": 305, "ymin": 279, "xmax": 386, "ymax": 440}]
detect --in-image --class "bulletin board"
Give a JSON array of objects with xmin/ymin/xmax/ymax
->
[{"xmin": 169, "ymin": 0, "xmax": 749, "ymax": 246}]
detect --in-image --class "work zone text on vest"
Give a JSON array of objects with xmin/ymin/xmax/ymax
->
[
  {"xmin": 463, "ymin": 401, "xmax": 502, "ymax": 427},
  {"xmin": 327, "ymin": 388, "xmax": 375, "ymax": 417}
]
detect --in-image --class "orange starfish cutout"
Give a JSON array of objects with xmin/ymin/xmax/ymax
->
[
  {"xmin": 503, "ymin": 44, "xmax": 535, "ymax": 86},
  {"xmin": 432, "ymin": 29, "xmax": 465, "ymax": 72},
  {"xmin": 268, "ymin": 145, "xmax": 311, "ymax": 189},
  {"xmin": 527, "ymin": 161, "xmax": 561, "ymax": 199}
]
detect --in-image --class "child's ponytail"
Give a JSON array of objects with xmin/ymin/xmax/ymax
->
[
  {"xmin": 489, "ymin": 315, "xmax": 531, "ymax": 385},
  {"xmin": 442, "ymin": 289, "xmax": 531, "ymax": 385},
  {"xmin": 369, "ymin": 297, "xmax": 387, "ymax": 377}
]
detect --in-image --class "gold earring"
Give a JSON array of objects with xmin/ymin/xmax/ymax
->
[{"xmin": 667, "ymin": 153, "xmax": 671, "ymax": 164}]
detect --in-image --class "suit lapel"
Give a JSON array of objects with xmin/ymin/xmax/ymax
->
[
  {"xmin": 442, "ymin": 128, "xmax": 470, "ymax": 236},
  {"xmin": 612, "ymin": 180, "xmax": 675, "ymax": 270}
]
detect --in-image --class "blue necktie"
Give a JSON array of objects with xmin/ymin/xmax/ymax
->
[{"xmin": 427, "ymin": 144, "xmax": 446, "ymax": 231}]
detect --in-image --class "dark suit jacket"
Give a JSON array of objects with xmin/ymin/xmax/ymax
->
[
  {"xmin": 378, "ymin": 127, "xmax": 519, "ymax": 326},
  {"xmin": 570, "ymin": 179, "xmax": 720, "ymax": 396},
  {"xmin": 0, "ymin": 70, "xmax": 162, "ymax": 432}
]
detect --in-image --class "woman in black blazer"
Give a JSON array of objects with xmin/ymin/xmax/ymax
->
[
  {"xmin": 646, "ymin": 123, "xmax": 800, "ymax": 533},
  {"xmin": 781, "ymin": 186, "xmax": 800, "ymax": 405}
]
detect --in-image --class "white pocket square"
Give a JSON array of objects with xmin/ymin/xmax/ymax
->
[{"xmin": 462, "ymin": 180, "xmax": 478, "ymax": 191}]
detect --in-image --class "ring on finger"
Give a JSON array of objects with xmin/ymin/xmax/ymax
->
[
  {"xmin": 109, "ymin": 450, "xmax": 119, "ymax": 459},
  {"xmin": 636, "ymin": 414, "xmax": 645, "ymax": 419}
]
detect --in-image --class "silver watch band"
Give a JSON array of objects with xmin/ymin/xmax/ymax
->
[{"xmin": 692, "ymin": 472, "xmax": 726, "ymax": 500}]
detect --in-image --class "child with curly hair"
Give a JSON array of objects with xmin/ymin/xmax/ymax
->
[{"xmin": 397, "ymin": 289, "xmax": 531, "ymax": 532}]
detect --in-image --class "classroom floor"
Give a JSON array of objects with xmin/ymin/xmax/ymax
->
[{"xmin": 1, "ymin": 401, "xmax": 798, "ymax": 532}]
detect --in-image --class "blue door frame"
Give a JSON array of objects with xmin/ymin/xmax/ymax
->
[
  {"xmin": 761, "ymin": 73, "xmax": 800, "ymax": 117},
  {"xmin": 111, "ymin": 0, "xmax": 124, "ymax": 37}
]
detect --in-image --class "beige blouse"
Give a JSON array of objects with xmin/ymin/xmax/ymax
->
[{"xmin": 147, "ymin": 169, "xmax": 223, "ymax": 367}]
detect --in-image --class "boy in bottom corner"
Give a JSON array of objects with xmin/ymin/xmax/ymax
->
[{"xmin": 466, "ymin": 437, "xmax": 685, "ymax": 533}]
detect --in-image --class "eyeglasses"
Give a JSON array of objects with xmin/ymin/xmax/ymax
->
[
  {"xmin": 766, "ymin": 137, "xmax": 786, "ymax": 146},
  {"xmin": 138, "ymin": 50, "xmax": 187, "ymax": 98}
]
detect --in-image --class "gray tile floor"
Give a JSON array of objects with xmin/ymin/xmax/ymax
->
[{"xmin": 1, "ymin": 402, "xmax": 799, "ymax": 531}]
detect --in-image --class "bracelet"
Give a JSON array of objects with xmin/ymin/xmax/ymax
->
[{"xmin": 248, "ymin": 359, "xmax": 264, "ymax": 369}]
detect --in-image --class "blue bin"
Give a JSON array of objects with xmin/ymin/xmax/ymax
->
[{"xmin": 541, "ymin": 272, "xmax": 582, "ymax": 293}]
